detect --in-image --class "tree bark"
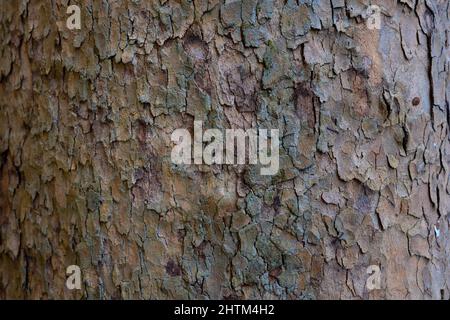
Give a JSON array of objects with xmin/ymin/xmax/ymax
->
[{"xmin": 0, "ymin": 0, "xmax": 449, "ymax": 299}]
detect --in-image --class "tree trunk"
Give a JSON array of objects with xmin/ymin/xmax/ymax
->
[{"xmin": 0, "ymin": 0, "xmax": 449, "ymax": 299}]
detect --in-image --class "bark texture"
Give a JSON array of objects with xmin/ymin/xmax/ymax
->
[{"xmin": 0, "ymin": 0, "xmax": 449, "ymax": 299}]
